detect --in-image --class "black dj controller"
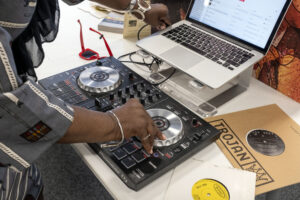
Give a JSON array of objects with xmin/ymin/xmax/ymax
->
[{"xmin": 39, "ymin": 57, "xmax": 220, "ymax": 191}]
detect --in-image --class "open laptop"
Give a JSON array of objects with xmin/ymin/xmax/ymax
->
[{"xmin": 137, "ymin": 0, "xmax": 291, "ymax": 89}]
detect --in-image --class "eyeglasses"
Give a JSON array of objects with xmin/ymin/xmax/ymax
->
[{"xmin": 77, "ymin": 19, "xmax": 113, "ymax": 60}]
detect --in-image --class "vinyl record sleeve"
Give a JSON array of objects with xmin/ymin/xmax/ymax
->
[
  {"xmin": 164, "ymin": 159, "xmax": 256, "ymax": 200},
  {"xmin": 206, "ymin": 104, "xmax": 300, "ymax": 195}
]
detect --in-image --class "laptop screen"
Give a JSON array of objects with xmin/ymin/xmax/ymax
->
[{"xmin": 189, "ymin": 0, "xmax": 287, "ymax": 49}]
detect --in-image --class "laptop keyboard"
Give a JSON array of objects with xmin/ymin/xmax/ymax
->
[{"xmin": 162, "ymin": 24, "xmax": 254, "ymax": 70}]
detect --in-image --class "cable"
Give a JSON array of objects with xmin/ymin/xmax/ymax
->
[
  {"xmin": 137, "ymin": 24, "xmax": 149, "ymax": 40},
  {"xmin": 152, "ymin": 68, "xmax": 177, "ymax": 86}
]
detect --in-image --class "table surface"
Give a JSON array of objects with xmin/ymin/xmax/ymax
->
[{"xmin": 37, "ymin": 2, "xmax": 300, "ymax": 200}]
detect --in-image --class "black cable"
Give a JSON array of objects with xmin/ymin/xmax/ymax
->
[
  {"xmin": 117, "ymin": 51, "xmax": 136, "ymax": 60},
  {"xmin": 137, "ymin": 24, "xmax": 149, "ymax": 40},
  {"xmin": 152, "ymin": 68, "xmax": 177, "ymax": 86}
]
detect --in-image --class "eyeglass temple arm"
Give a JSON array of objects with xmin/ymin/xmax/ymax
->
[{"xmin": 89, "ymin": 28, "xmax": 113, "ymax": 57}]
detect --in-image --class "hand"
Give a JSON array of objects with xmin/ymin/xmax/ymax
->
[
  {"xmin": 144, "ymin": 3, "xmax": 171, "ymax": 30},
  {"xmin": 110, "ymin": 99, "xmax": 166, "ymax": 154}
]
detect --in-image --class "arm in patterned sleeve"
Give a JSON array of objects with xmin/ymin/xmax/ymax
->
[{"xmin": 0, "ymin": 26, "xmax": 74, "ymax": 171}]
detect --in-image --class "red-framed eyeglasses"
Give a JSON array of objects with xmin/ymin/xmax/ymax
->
[{"xmin": 78, "ymin": 19, "xmax": 113, "ymax": 60}]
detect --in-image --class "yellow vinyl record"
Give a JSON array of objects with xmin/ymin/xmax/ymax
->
[{"xmin": 192, "ymin": 179, "xmax": 230, "ymax": 200}]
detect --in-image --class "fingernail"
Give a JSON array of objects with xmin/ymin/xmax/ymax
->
[
  {"xmin": 162, "ymin": 134, "xmax": 167, "ymax": 140},
  {"xmin": 150, "ymin": 148, "xmax": 153, "ymax": 154}
]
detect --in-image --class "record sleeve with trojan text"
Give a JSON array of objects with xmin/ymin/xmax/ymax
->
[
  {"xmin": 164, "ymin": 159, "xmax": 256, "ymax": 200},
  {"xmin": 207, "ymin": 104, "xmax": 300, "ymax": 195}
]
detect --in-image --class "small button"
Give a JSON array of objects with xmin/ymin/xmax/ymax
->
[
  {"xmin": 123, "ymin": 143, "xmax": 137, "ymax": 154},
  {"xmin": 131, "ymin": 151, "xmax": 146, "ymax": 163},
  {"xmin": 121, "ymin": 157, "xmax": 136, "ymax": 169},
  {"xmin": 117, "ymin": 89, "xmax": 122, "ymax": 97},
  {"xmin": 174, "ymin": 111, "xmax": 181, "ymax": 116},
  {"xmin": 153, "ymin": 152, "xmax": 159, "ymax": 158},
  {"xmin": 172, "ymin": 146, "xmax": 182, "ymax": 154},
  {"xmin": 182, "ymin": 116, "xmax": 189, "ymax": 122},
  {"xmin": 113, "ymin": 148, "xmax": 127, "ymax": 160},
  {"xmin": 166, "ymin": 105, "xmax": 173, "ymax": 110}
]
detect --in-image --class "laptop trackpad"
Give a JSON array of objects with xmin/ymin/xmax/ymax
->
[{"xmin": 160, "ymin": 46, "xmax": 204, "ymax": 70}]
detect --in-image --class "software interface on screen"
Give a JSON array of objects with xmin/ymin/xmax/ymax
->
[{"xmin": 189, "ymin": 0, "xmax": 286, "ymax": 48}]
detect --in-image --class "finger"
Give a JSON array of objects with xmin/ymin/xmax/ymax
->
[
  {"xmin": 141, "ymin": 132, "xmax": 153, "ymax": 154},
  {"xmin": 160, "ymin": 17, "xmax": 171, "ymax": 27}
]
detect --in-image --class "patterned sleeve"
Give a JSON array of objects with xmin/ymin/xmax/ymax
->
[
  {"xmin": 0, "ymin": 26, "xmax": 74, "ymax": 171},
  {"xmin": 61, "ymin": 0, "xmax": 84, "ymax": 5}
]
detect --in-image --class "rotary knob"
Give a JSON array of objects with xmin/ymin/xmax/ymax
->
[
  {"xmin": 77, "ymin": 66, "xmax": 121, "ymax": 93},
  {"xmin": 147, "ymin": 109, "xmax": 184, "ymax": 147}
]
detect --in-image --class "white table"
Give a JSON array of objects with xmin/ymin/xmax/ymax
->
[{"xmin": 37, "ymin": 2, "xmax": 300, "ymax": 200}]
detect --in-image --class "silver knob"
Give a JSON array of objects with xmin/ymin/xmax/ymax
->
[
  {"xmin": 77, "ymin": 66, "xmax": 121, "ymax": 93},
  {"xmin": 147, "ymin": 108, "xmax": 184, "ymax": 147}
]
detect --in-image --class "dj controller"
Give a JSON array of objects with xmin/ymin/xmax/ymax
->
[{"xmin": 39, "ymin": 57, "xmax": 220, "ymax": 190}]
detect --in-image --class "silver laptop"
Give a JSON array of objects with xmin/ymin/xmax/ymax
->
[{"xmin": 137, "ymin": 0, "xmax": 291, "ymax": 89}]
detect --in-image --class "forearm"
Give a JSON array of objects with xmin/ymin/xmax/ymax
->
[
  {"xmin": 90, "ymin": 0, "xmax": 131, "ymax": 10},
  {"xmin": 59, "ymin": 106, "xmax": 119, "ymax": 143}
]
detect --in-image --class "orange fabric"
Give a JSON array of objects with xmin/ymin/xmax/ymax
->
[{"xmin": 254, "ymin": 0, "xmax": 300, "ymax": 103}]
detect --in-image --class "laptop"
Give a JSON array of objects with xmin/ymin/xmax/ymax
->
[{"xmin": 137, "ymin": 0, "xmax": 291, "ymax": 89}]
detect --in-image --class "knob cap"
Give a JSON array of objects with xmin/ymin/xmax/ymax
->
[
  {"xmin": 109, "ymin": 93, "xmax": 114, "ymax": 100},
  {"xmin": 122, "ymin": 96, "xmax": 127, "ymax": 104},
  {"xmin": 96, "ymin": 60, "xmax": 102, "ymax": 66},
  {"xmin": 129, "ymin": 73, "xmax": 134, "ymax": 80},
  {"xmin": 117, "ymin": 89, "xmax": 122, "ymax": 97},
  {"xmin": 125, "ymin": 86, "xmax": 130, "ymax": 94},
  {"xmin": 133, "ymin": 83, "xmax": 138, "ymax": 90},
  {"xmin": 192, "ymin": 118, "xmax": 200, "ymax": 127},
  {"xmin": 148, "ymin": 94, "xmax": 153, "ymax": 102},
  {"xmin": 140, "ymin": 98, "xmax": 145, "ymax": 105}
]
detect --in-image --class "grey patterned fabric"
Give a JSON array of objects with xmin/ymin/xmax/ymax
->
[{"xmin": 0, "ymin": 0, "xmax": 83, "ymax": 199}]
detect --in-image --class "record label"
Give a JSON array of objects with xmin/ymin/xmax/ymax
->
[
  {"xmin": 246, "ymin": 129, "xmax": 285, "ymax": 156},
  {"xmin": 191, "ymin": 179, "xmax": 230, "ymax": 200}
]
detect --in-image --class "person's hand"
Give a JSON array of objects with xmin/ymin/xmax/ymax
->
[
  {"xmin": 110, "ymin": 99, "xmax": 166, "ymax": 154},
  {"xmin": 144, "ymin": 3, "xmax": 171, "ymax": 30}
]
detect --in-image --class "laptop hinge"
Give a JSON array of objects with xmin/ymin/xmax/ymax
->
[{"xmin": 191, "ymin": 23, "xmax": 255, "ymax": 52}]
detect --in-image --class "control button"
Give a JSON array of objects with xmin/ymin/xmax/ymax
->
[
  {"xmin": 133, "ymin": 141, "xmax": 142, "ymax": 149},
  {"xmin": 140, "ymin": 98, "xmax": 145, "ymax": 105},
  {"xmin": 140, "ymin": 83, "xmax": 145, "ymax": 88},
  {"xmin": 192, "ymin": 118, "xmax": 201, "ymax": 127},
  {"xmin": 174, "ymin": 110, "xmax": 181, "ymax": 116},
  {"xmin": 145, "ymin": 89, "xmax": 151, "ymax": 94},
  {"xmin": 180, "ymin": 142, "xmax": 190, "ymax": 150},
  {"xmin": 112, "ymin": 148, "xmax": 127, "ymax": 160},
  {"xmin": 195, "ymin": 132, "xmax": 203, "ymax": 138},
  {"xmin": 96, "ymin": 60, "xmax": 102, "ymax": 66},
  {"xmin": 128, "ymin": 73, "xmax": 134, "ymax": 80},
  {"xmin": 193, "ymin": 135, "xmax": 201, "ymax": 142},
  {"xmin": 95, "ymin": 98, "xmax": 101, "ymax": 107},
  {"xmin": 165, "ymin": 152, "xmax": 173, "ymax": 159},
  {"xmin": 121, "ymin": 157, "xmax": 136, "ymax": 169},
  {"xmin": 187, "ymin": 135, "xmax": 194, "ymax": 141},
  {"xmin": 155, "ymin": 93, "xmax": 161, "ymax": 99},
  {"xmin": 182, "ymin": 116, "xmax": 189, "ymax": 122},
  {"xmin": 148, "ymin": 94, "xmax": 153, "ymax": 102},
  {"xmin": 166, "ymin": 105, "xmax": 173, "ymax": 110},
  {"xmin": 125, "ymin": 86, "xmax": 130, "ymax": 94},
  {"xmin": 172, "ymin": 146, "xmax": 182, "ymax": 154},
  {"xmin": 130, "ymin": 93, "xmax": 135, "ymax": 98},
  {"xmin": 153, "ymin": 152, "xmax": 159, "ymax": 158},
  {"xmin": 121, "ymin": 96, "xmax": 127, "ymax": 104},
  {"xmin": 117, "ymin": 89, "xmax": 123, "ymax": 97},
  {"xmin": 133, "ymin": 84, "xmax": 138, "ymax": 90},
  {"xmin": 109, "ymin": 93, "xmax": 114, "ymax": 100},
  {"xmin": 131, "ymin": 151, "xmax": 146, "ymax": 163},
  {"xmin": 123, "ymin": 143, "xmax": 137, "ymax": 154},
  {"xmin": 137, "ymin": 90, "xmax": 142, "ymax": 97}
]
